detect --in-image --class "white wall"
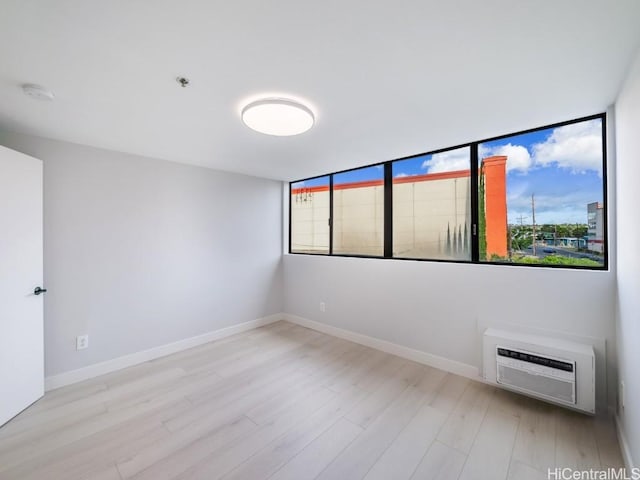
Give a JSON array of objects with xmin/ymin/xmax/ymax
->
[
  {"xmin": 0, "ymin": 131, "xmax": 283, "ymax": 378},
  {"xmin": 615, "ymin": 46, "xmax": 640, "ymax": 467},
  {"xmin": 284, "ymin": 245, "xmax": 616, "ymax": 412}
]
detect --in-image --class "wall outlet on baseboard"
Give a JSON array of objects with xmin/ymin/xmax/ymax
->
[
  {"xmin": 319, "ymin": 302, "xmax": 326, "ymax": 313},
  {"xmin": 76, "ymin": 335, "xmax": 89, "ymax": 350}
]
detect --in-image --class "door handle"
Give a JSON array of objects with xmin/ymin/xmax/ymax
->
[{"xmin": 34, "ymin": 286, "xmax": 47, "ymax": 296}]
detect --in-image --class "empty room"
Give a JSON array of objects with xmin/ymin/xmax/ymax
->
[{"xmin": 1, "ymin": 1, "xmax": 640, "ymax": 479}]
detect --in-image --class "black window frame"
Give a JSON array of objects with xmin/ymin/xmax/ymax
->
[{"xmin": 289, "ymin": 113, "xmax": 608, "ymax": 270}]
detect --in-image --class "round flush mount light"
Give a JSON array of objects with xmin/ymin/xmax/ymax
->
[
  {"xmin": 241, "ymin": 98, "xmax": 315, "ymax": 136},
  {"xmin": 22, "ymin": 84, "xmax": 55, "ymax": 101}
]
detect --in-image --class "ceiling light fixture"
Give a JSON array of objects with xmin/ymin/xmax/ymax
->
[
  {"xmin": 241, "ymin": 98, "xmax": 315, "ymax": 136},
  {"xmin": 22, "ymin": 84, "xmax": 55, "ymax": 101}
]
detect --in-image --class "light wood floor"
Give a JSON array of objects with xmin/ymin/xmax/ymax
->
[{"xmin": 0, "ymin": 321, "xmax": 625, "ymax": 480}]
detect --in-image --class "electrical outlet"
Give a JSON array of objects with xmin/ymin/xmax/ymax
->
[
  {"xmin": 320, "ymin": 302, "xmax": 326, "ymax": 312},
  {"xmin": 76, "ymin": 335, "xmax": 89, "ymax": 350}
]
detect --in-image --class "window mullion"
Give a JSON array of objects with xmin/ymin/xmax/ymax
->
[
  {"xmin": 384, "ymin": 162, "xmax": 393, "ymax": 258},
  {"xmin": 470, "ymin": 142, "xmax": 479, "ymax": 262},
  {"xmin": 329, "ymin": 175, "xmax": 334, "ymax": 255}
]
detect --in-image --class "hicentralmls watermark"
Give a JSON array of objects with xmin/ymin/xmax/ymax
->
[{"xmin": 548, "ymin": 468, "xmax": 640, "ymax": 480}]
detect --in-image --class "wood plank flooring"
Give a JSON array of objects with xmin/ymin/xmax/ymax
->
[{"xmin": 0, "ymin": 321, "xmax": 625, "ymax": 480}]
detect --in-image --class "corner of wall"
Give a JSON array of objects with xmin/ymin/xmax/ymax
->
[{"xmin": 616, "ymin": 414, "xmax": 637, "ymax": 470}]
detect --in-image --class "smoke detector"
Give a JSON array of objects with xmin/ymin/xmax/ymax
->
[{"xmin": 176, "ymin": 77, "xmax": 190, "ymax": 88}]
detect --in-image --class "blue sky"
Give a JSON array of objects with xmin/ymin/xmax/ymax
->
[
  {"xmin": 293, "ymin": 119, "xmax": 604, "ymax": 225},
  {"xmin": 480, "ymin": 119, "xmax": 603, "ymax": 224},
  {"xmin": 291, "ymin": 175, "xmax": 329, "ymax": 189},
  {"xmin": 292, "ymin": 165, "xmax": 383, "ymax": 189}
]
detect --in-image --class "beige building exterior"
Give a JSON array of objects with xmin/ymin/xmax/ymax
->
[
  {"xmin": 290, "ymin": 185, "xmax": 330, "ymax": 254},
  {"xmin": 291, "ymin": 157, "xmax": 507, "ymax": 260},
  {"xmin": 393, "ymin": 171, "xmax": 470, "ymax": 260}
]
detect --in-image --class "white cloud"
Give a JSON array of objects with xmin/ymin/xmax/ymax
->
[
  {"xmin": 478, "ymin": 144, "xmax": 490, "ymax": 159},
  {"xmin": 493, "ymin": 144, "xmax": 532, "ymax": 173},
  {"xmin": 421, "ymin": 147, "xmax": 470, "ymax": 173},
  {"xmin": 394, "ymin": 172, "xmax": 410, "ymax": 178},
  {"xmin": 532, "ymin": 119, "xmax": 602, "ymax": 175},
  {"xmin": 389, "ymin": 119, "xmax": 600, "ymax": 179},
  {"xmin": 480, "ymin": 143, "xmax": 532, "ymax": 174},
  {"xmin": 478, "ymin": 119, "xmax": 602, "ymax": 176}
]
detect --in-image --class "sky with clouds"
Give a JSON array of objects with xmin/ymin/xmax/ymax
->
[
  {"xmin": 293, "ymin": 118, "xmax": 604, "ymax": 225},
  {"xmin": 480, "ymin": 118, "xmax": 603, "ymax": 224},
  {"xmin": 394, "ymin": 118, "xmax": 604, "ymax": 224}
]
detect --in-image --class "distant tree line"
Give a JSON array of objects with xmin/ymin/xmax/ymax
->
[
  {"xmin": 538, "ymin": 223, "xmax": 588, "ymax": 238},
  {"xmin": 509, "ymin": 223, "xmax": 588, "ymax": 251}
]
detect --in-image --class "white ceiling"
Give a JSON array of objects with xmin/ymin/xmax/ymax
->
[{"xmin": 1, "ymin": 1, "xmax": 639, "ymax": 181}]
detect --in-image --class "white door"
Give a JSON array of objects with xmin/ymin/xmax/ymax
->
[{"xmin": 0, "ymin": 145, "xmax": 44, "ymax": 427}]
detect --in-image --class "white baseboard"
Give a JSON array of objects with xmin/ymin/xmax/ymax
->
[
  {"xmin": 283, "ymin": 314, "xmax": 480, "ymax": 380},
  {"xmin": 45, "ymin": 314, "xmax": 283, "ymax": 391},
  {"xmin": 615, "ymin": 414, "xmax": 637, "ymax": 471}
]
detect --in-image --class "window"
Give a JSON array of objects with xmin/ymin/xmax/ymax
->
[
  {"xmin": 393, "ymin": 147, "xmax": 471, "ymax": 260},
  {"xmin": 333, "ymin": 165, "xmax": 384, "ymax": 256},
  {"xmin": 290, "ymin": 176, "xmax": 330, "ymax": 254},
  {"xmin": 478, "ymin": 117, "xmax": 605, "ymax": 267},
  {"xmin": 289, "ymin": 114, "xmax": 607, "ymax": 270}
]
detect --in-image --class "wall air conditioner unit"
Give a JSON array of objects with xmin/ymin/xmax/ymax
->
[{"xmin": 483, "ymin": 328, "xmax": 595, "ymax": 414}]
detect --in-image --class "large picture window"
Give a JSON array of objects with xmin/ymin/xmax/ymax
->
[
  {"xmin": 289, "ymin": 114, "xmax": 607, "ymax": 269},
  {"xmin": 478, "ymin": 117, "xmax": 605, "ymax": 267}
]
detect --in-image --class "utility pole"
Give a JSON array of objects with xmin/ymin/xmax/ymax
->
[{"xmin": 531, "ymin": 194, "xmax": 537, "ymax": 256}]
